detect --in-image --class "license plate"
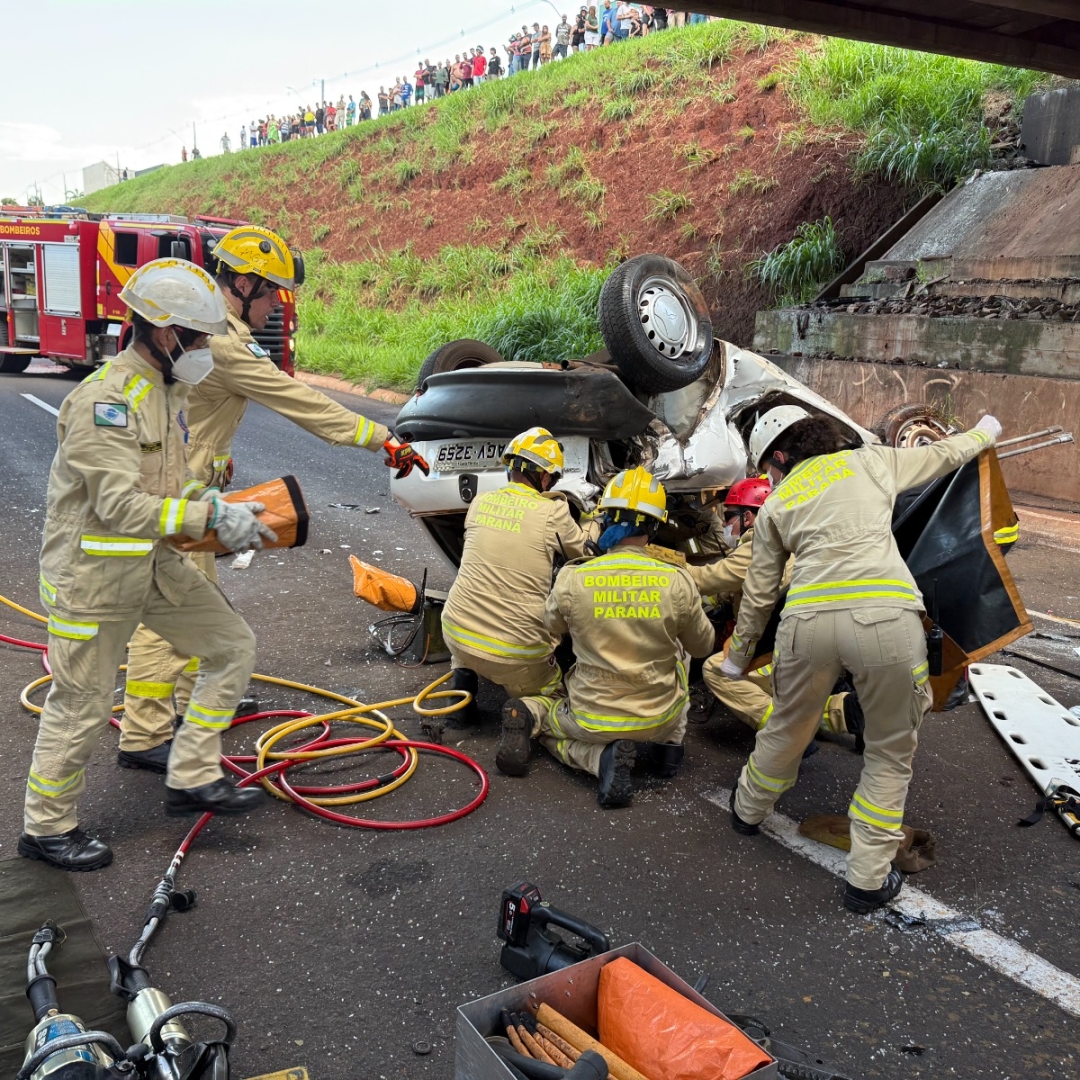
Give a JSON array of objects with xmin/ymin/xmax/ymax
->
[{"xmin": 431, "ymin": 440, "xmax": 508, "ymax": 472}]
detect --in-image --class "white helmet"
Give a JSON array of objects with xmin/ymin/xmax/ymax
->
[
  {"xmin": 119, "ymin": 258, "xmax": 229, "ymax": 336},
  {"xmin": 748, "ymin": 405, "xmax": 811, "ymax": 469}
]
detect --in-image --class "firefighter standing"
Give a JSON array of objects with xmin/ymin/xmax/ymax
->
[
  {"xmin": 119, "ymin": 226, "xmax": 428, "ymax": 770},
  {"xmin": 721, "ymin": 406, "xmax": 1000, "ymax": 912},
  {"xmin": 441, "ymin": 428, "xmax": 587, "ymax": 713},
  {"xmin": 21, "ymin": 260, "xmax": 272, "ymax": 872},
  {"xmin": 496, "ymin": 467, "xmax": 716, "ymax": 808},
  {"xmin": 695, "ymin": 478, "xmax": 860, "ymax": 743}
]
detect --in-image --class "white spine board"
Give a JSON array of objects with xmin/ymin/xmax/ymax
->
[{"xmin": 969, "ymin": 663, "xmax": 1080, "ymax": 796}]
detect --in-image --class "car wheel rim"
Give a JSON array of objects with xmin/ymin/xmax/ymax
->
[
  {"xmin": 637, "ymin": 278, "xmax": 698, "ymax": 360},
  {"xmin": 894, "ymin": 416, "xmax": 949, "ymax": 447}
]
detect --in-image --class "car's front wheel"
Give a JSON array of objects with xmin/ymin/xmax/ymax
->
[
  {"xmin": 874, "ymin": 403, "xmax": 952, "ymax": 447},
  {"xmin": 598, "ymin": 254, "xmax": 714, "ymax": 395}
]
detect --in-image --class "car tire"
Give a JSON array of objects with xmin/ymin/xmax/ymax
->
[
  {"xmin": 874, "ymin": 403, "xmax": 951, "ymax": 447},
  {"xmin": 416, "ymin": 339, "xmax": 504, "ymax": 389},
  {"xmin": 598, "ymin": 254, "xmax": 713, "ymax": 395}
]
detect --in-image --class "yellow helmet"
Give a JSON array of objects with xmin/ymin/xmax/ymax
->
[
  {"xmin": 212, "ymin": 225, "xmax": 304, "ymax": 289},
  {"xmin": 502, "ymin": 427, "xmax": 564, "ymax": 476},
  {"xmin": 599, "ymin": 467, "xmax": 668, "ymax": 522}
]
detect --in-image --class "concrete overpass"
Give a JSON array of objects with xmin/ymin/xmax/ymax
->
[{"xmin": 694, "ymin": 2, "xmax": 1080, "ymax": 80}]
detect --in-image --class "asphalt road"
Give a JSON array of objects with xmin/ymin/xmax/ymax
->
[{"xmin": 1, "ymin": 362, "xmax": 1079, "ymax": 1080}]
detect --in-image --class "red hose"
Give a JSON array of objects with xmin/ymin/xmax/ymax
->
[{"xmin": 0, "ymin": 632, "xmax": 47, "ymax": 651}]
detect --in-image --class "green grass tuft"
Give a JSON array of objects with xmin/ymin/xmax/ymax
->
[
  {"xmin": 750, "ymin": 216, "xmax": 844, "ymax": 304},
  {"xmin": 646, "ymin": 188, "xmax": 693, "ymax": 222}
]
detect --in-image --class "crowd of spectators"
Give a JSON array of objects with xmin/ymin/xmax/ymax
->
[{"xmin": 228, "ymin": 9, "xmax": 716, "ymax": 151}]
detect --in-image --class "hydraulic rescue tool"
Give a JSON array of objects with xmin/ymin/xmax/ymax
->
[
  {"xmin": 18, "ymin": 921, "xmax": 130, "ymax": 1080},
  {"xmin": 497, "ymin": 882, "xmax": 611, "ymax": 980}
]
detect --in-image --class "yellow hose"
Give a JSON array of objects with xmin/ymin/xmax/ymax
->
[{"xmin": 5, "ymin": 595, "xmax": 472, "ymax": 808}]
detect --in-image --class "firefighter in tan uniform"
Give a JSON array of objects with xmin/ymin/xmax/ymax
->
[
  {"xmin": 120, "ymin": 226, "xmax": 427, "ymax": 770},
  {"xmin": 441, "ymin": 428, "xmax": 587, "ymax": 713},
  {"xmin": 21, "ymin": 260, "xmax": 274, "ymax": 872},
  {"xmin": 695, "ymin": 477, "xmax": 859, "ymax": 743},
  {"xmin": 496, "ymin": 468, "xmax": 716, "ymax": 808},
  {"xmin": 720, "ymin": 405, "xmax": 1001, "ymax": 912}
]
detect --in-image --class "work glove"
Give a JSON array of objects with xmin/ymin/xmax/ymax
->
[
  {"xmin": 209, "ymin": 498, "xmax": 278, "ymax": 552},
  {"xmin": 382, "ymin": 437, "xmax": 430, "ymax": 479},
  {"xmin": 974, "ymin": 414, "xmax": 1002, "ymax": 441},
  {"xmin": 718, "ymin": 654, "xmax": 746, "ymax": 681}
]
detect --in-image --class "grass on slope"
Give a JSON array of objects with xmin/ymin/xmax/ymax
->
[{"xmin": 298, "ymin": 241, "xmax": 606, "ymax": 389}]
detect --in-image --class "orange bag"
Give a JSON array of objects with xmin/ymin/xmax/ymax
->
[
  {"xmin": 349, "ymin": 555, "xmax": 419, "ymax": 613},
  {"xmin": 175, "ymin": 475, "xmax": 308, "ymax": 554},
  {"xmin": 598, "ymin": 958, "xmax": 772, "ymax": 1080}
]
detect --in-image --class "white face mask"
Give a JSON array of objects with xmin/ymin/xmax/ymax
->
[
  {"xmin": 170, "ymin": 346, "xmax": 214, "ymax": 385},
  {"xmin": 722, "ymin": 522, "xmax": 740, "ymax": 550}
]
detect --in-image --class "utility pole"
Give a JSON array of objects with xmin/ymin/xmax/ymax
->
[{"xmin": 320, "ymin": 78, "xmax": 325, "ymax": 103}]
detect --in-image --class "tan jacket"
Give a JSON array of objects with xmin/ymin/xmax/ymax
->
[
  {"xmin": 38, "ymin": 346, "xmax": 212, "ymax": 621},
  {"xmin": 185, "ymin": 310, "xmax": 389, "ymax": 489},
  {"xmin": 545, "ymin": 547, "xmax": 716, "ymax": 731},
  {"xmin": 730, "ymin": 430, "xmax": 995, "ymax": 666},
  {"xmin": 689, "ymin": 527, "xmax": 794, "ymax": 618},
  {"xmin": 442, "ymin": 482, "xmax": 587, "ymax": 662}
]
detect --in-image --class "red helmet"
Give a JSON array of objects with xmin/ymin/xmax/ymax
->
[{"xmin": 724, "ymin": 477, "xmax": 772, "ymax": 510}]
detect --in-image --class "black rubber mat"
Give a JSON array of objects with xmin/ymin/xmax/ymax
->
[{"xmin": 0, "ymin": 856, "xmax": 128, "ymax": 1074}]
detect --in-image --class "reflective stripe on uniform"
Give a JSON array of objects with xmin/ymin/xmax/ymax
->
[
  {"xmin": 994, "ymin": 524, "xmax": 1019, "ymax": 545},
  {"xmin": 849, "ymin": 791, "xmax": 904, "ymax": 831},
  {"xmin": 756, "ymin": 701, "xmax": 774, "ymax": 731},
  {"xmin": 573, "ymin": 554, "xmax": 662, "ymax": 574},
  {"xmin": 182, "ymin": 478, "xmax": 206, "ymax": 498},
  {"xmin": 353, "ymin": 417, "xmax": 377, "ymax": 448},
  {"xmin": 747, "ymin": 754, "xmax": 795, "ymax": 794},
  {"xmin": 38, "ymin": 574, "xmax": 56, "ymax": 607},
  {"xmin": 127, "ymin": 680, "xmax": 175, "ymax": 699},
  {"xmin": 27, "ymin": 768, "xmax": 85, "ymax": 798},
  {"xmin": 786, "ymin": 578, "xmax": 918, "ymax": 608},
  {"xmin": 442, "ymin": 618, "xmax": 551, "ymax": 660},
  {"xmin": 570, "ymin": 691, "xmax": 687, "ymax": 733},
  {"xmin": 80, "ymin": 536, "xmax": 155, "ymax": 556},
  {"xmin": 912, "ymin": 661, "xmax": 930, "ymax": 686},
  {"xmin": 969, "ymin": 429, "xmax": 991, "ymax": 447},
  {"xmin": 758, "ymin": 663, "xmax": 773, "ymax": 677},
  {"xmin": 83, "ymin": 362, "xmax": 111, "ymax": 383},
  {"xmin": 184, "ymin": 702, "xmax": 235, "ymax": 730},
  {"xmin": 47, "ymin": 615, "xmax": 98, "ymax": 640},
  {"xmin": 123, "ymin": 375, "xmax": 154, "ymax": 413},
  {"xmin": 159, "ymin": 498, "xmax": 188, "ymax": 537},
  {"xmin": 183, "ymin": 657, "xmax": 200, "ymax": 674}
]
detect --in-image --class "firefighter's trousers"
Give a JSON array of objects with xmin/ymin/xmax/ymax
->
[
  {"xmin": 519, "ymin": 689, "xmax": 688, "ymax": 777},
  {"xmin": 25, "ymin": 564, "xmax": 255, "ymax": 837},
  {"xmin": 449, "ymin": 645, "xmax": 563, "ymax": 699},
  {"xmin": 703, "ymin": 654, "xmax": 849, "ymax": 735},
  {"xmin": 732, "ymin": 607, "xmax": 931, "ymax": 890},
  {"xmin": 120, "ymin": 550, "xmax": 217, "ymax": 751}
]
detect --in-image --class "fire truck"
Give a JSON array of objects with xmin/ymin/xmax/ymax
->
[{"xmin": 0, "ymin": 207, "xmax": 296, "ymax": 375}]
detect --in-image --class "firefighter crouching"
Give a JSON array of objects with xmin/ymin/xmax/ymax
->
[
  {"xmin": 440, "ymin": 428, "xmax": 587, "ymax": 716},
  {"xmin": 694, "ymin": 477, "xmax": 862, "ymax": 747},
  {"xmin": 119, "ymin": 225, "xmax": 428, "ymax": 771},
  {"xmin": 21, "ymin": 259, "xmax": 274, "ymax": 872},
  {"xmin": 496, "ymin": 467, "xmax": 716, "ymax": 808},
  {"xmin": 720, "ymin": 406, "xmax": 1001, "ymax": 913}
]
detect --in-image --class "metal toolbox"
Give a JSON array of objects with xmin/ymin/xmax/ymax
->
[{"xmin": 455, "ymin": 942, "xmax": 778, "ymax": 1080}]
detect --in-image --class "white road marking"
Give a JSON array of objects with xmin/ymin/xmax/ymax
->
[
  {"xmin": 703, "ymin": 787, "xmax": 1080, "ymax": 1019},
  {"xmin": 21, "ymin": 393, "xmax": 60, "ymax": 417}
]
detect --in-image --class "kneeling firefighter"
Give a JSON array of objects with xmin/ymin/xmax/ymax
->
[
  {"xmin": 22, "ymin": 259, "xmax": 271, "ymax": 872},
  {"xmin": 440, "ymin": 427, "xmax": 587, "ymax": 716},
  {"xmin": 496, "ymin": 467, "xmax": 716, "ymax": 808},
  {"xmin": 720, "ymin": 405, "xmax": 1000, "ymax": 913},
  {"xmin": 119, "ymin": 225, "xmax": 428, "ymax": 772},
  {"xmin": 695, "ymin": 477, "xmax": 863, "ymax": 746}
]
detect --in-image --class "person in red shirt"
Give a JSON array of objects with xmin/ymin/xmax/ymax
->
[{"xmin": 472, "ymin": 47, "xmax": 487, "ymax": 83}]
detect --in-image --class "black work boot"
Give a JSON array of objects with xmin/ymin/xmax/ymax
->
[
  {"xmin": 844, "ymin": 869, "xmax": 903, "ymax": 914},
  {"xmin": 496, "ymin": 698, "xmax": 534, "ymax": 776},
  {"xmin": 165, "ymin": 779, "xmax": 266, "ymax": 817},
  {"xmin": 447, "ymin": 668, "xmax": 479, "ymax": 726},
  {"xmin": 842, "ymin": 692, "xmax": 866, "ymax": 754},
  {"xmin": 639, "ymin": 741, "xmax": 685, "ymax": 779},
  {"xmin": 597, "ymin": 741, "xmax": 636, "ymax": 808},
  {"xmin": 18, "ymin": 829, "xmax": 113, "ymax": 872},
  {"xmin": 729, "ymin": 787, "xmax": 761, "ymax": 836},
  {"xmin": 117, "ymin": 739, "xmax": 173, "ymax": 774}
]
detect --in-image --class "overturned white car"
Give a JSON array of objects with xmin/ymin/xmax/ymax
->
[{"xmin": 390, "ymin": 254, "xmax": 948, "ymax": 566}]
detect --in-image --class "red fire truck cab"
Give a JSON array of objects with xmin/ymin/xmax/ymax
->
[{"xmin": 0, "ymin": 207, "xmax": 296, "ymax": 376}]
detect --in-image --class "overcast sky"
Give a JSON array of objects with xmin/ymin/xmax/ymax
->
[{"xmin": 1, "ymin": 0, "xmax": 572, "ymax": 203}]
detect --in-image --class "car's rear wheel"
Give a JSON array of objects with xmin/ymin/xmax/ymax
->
[
  {"xmin": 416, "ymin": 339, "xmax": 504, "ymax": 389},
  {"xmin": 874, "ymin": 403, "xmax": 951, "ymax": 447},
  {"xmin": 598, "ymin": 254, "xmax": 713, "ymax": 395}
]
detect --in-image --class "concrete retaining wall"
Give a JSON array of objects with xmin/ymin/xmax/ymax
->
[{"xmin": 769, "ymin": 355, "xmax": 1080, "ymax": 506}]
